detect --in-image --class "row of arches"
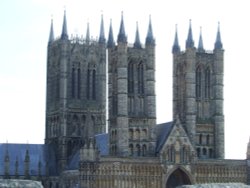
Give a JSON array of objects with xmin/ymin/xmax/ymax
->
[
  {"xmin": 197, "ymin": 133, "xmax": 213, "ymax": 146},
  {"xmin": 129, "ymin": 143, "xmax": 147, "ymax": 156},
  {"xmin": 128, "ymin": 62, "xmax": 145, "ymax": 95},
  {"xmin": 196, "ymin": 66, "xmax": 212, "ymax": 100},
  {"xmin": 197, "ymin": 147, "xmax": 214, "ymax": 159},
  {"xmin": 162, "ymin": 145, "xmax": 191, "ymax": 164}
]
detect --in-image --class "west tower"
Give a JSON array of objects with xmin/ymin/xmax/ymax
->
[
  {"xmin": 45, "ymin": 11, "xmax": 106, "ymax": 173},
  {"xmin": 172, "ymin": 22, "xmax": 224, "ymax": 159},
  {"xmin": 108, "ymin": 14, "xmax": 157, "ymax": 157}
]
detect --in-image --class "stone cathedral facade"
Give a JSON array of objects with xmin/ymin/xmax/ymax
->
[{"xmin": 0, "ymin": 11, "xmax": 250, "ymax": 188}]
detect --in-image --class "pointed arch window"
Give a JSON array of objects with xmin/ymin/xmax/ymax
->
[
  {"xmin": 138, "ymin": 63, "xmax": 144, "ymax": 95},
  {"xmin": 71, "ymin": 63, "xmax": 81, "ymax": 99},
  {"xmin": 196, "ymin": 66, "xmax": 202, "ymax": 99},
  {"xmin": 92, "ymin": 69, "xmax": 96, "ymax": 100},
  {"xmin": 128, "ymin": 62, "xmax": 134, "ymax": 94},
  {"xmin": 205, "ymin": 67, "xmax": 211, "ymax": 99},
  {"xmin": 87, "ymin": 69, "xmax": 90, "ymax": 99},
  {"xmin": 86, "ymin": 65, "xmax": 96, "ymax": 100}
]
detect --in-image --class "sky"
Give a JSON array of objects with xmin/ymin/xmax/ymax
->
[{"xmin": 0, "ymin": 0, "xmax": 249, "ymax": 159}]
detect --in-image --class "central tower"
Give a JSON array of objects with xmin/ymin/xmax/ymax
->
[{"xmin": 108, "ymin": 14, "xmax": 157, "ymax": 157}]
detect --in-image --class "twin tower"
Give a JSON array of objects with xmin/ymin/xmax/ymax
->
[{"xmin": 46, "ymin": 11, "xmax": 224, "ymax": 173}]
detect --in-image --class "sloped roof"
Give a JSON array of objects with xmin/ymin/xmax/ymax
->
[
  {"xmin": 0, "ymin": 144, "xmax": 46, "ymax": 176},
  {"xmin": 155, "ymin": 122, "xmax": 173, "ymax": 153}
]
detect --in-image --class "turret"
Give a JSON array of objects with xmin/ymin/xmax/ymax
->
[{"xmin": 133, "ymin": 22, "xmax": 142, "ymax": 48}]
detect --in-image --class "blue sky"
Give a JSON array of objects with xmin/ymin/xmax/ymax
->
[{"xmin": 0, "ymin": 0, "xmax": 249, "ymax": 159}]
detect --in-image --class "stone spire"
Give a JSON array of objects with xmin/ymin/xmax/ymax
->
[
  {"xmin": 107, "ymin": 19, "xmax": 115, "ymax": 48},
  {"xmin": 117, "ymin": 12, "xmax": 127, "ymax": 43},
  {"xmin": 186, "ymin": 19, "xmax": 194, "ymax": 48},
  {"xmin": 198, "ymin": 27, "xmax": 204, "ymax": 52},
  {"xmin": 61, "ymin": 10, "xmax": 68, "ymax": 40},
  {"xmin": 48, "ymin": 18, "xmax": 54, "ymax": 44},
  {"xmin": 214, "ymin": 22, "xmax": 223, "ymax": 50},
  {"xmin": 146, "ymin": 15, "xmax": 155, "ymax": 45},
  {"xmin": 86, "ymin": 22, "xmax": 90, "ymax": 43},
  {"xmin": 172, "ymin": 24, "xmax": 180, "ymax": 53},
  {"xmin": 134, "ymin": 22, "xmax": 142, "ymax": 48},
  {"xmin": 98, "ymin": 14, "xmax": 106, "ymax": 44}
]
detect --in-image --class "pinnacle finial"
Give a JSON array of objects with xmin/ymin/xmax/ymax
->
[
  {"xmin": 61, "ymin": 10, "xmax": 68, "ymax": 40},
  {"xmin": 134, "ymin": 22, "xmax": 142, "ymax": 48},
  {"xmin": 98, "ymin": 14, "xmax": 106, "ymax": 44},
  {"xmin": 198, "ymin": 26, "xmax": 204, "ymax": 52},
  {"xmin": 48, "ymin": 18, "xmax": 54, "ymax": 44},
  {"xmin": 117, "ymin": 11, "xmax": 127, "ymax": 43},
  {"xmin": 214, "ymin": 22, "xmax": 223, "ymax": 50},
  {"xmin": 146, "ymin": 15, "xmax": 155, "ymax": 45},
  {"xmin": 107, "ymin": 19, "xmax": 115, "ymax": 48},
  {"xmin": 172, "ymin": 24, "xmax": 180, "ymax": 53},
  {"xmin": 186, "ymin": 19, "xmax": 194, "ymax": 48}
]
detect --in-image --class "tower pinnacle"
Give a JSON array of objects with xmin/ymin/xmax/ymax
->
[
  {"xmin": 107, "ymin": 19, "xmax": 115, "ymax": 48},
  {"xmin": 172, "ymin": 24, "xmax": 180, "ymax": 53},
  {"xmin": 186, "ymin": 19, "xmax": 194, "ymax": 48},
  {"xmin": 48, "ymin": 18, "xmax": 54, "ymax": 44},
  {"xmin": 146, "ymin": 15, "xmax": 155, "ymax": 45},
  {"xmin": 61, "ymin": 10, "xmax": 68, "ymax": 40},
  {"xmin": 198, "ymin": 27, "xmax": 204, "ymax": 52},
  {"xmin": 214, "ymin": 22, "xmax": 223, "ymax": 50},
  {"xmin": 134, "ymin": 22, "xmax": 142, "ymax": 48},
  {"xmin": 98, "ymin": 14, "xmax": 106, "ymax": 44},
  {"xmin": 117, "ymin": 12, "xmax": 127, "ymax": 43}
]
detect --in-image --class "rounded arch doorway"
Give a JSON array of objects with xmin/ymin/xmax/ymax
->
[{"xmin": 166, "ymin": 168, "xmax": 191, "ymax": 188}]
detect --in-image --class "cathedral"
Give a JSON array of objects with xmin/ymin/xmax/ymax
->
[{"xmin": 0, "ymin": 11, "xmax": 250, "ymax": 188}]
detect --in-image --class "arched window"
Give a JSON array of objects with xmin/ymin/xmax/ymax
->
[
  {"xmin": 199, "ymin": 134, "xmax": 202, "ymax": 145},
  {"xmin": 209, "ymin": 148, "xmax": 213, "ymax": 158},
  {"xmin": 136, "ymin": 144, "xmax": 141, "ymax": 156},
  {"xmin": 205, "ymin": 67, "xmax": 211, "ymax": 99},
  {"xmin": 137, "ymin": 63, "xmax": 144, "ymax": 95},
  {"xmin": 129, "ymin": 144, "xmax": 134, "ymax": 156},
  {"xmin": 72, "ymin": 68, "xmax": 75, "ymax": 98},
  {"xmin": 142, "ymin": 144, "xmax": 147, "ymax": 156},
  {"xmin": 77, "ymin": 68, "xmax": 81, "ymax": 99},
  {"xmin": 87, "ymin": 69, "xmax": 90, "ymax": 99},
  {"xmin": 197, "ymin": 148, "xmax": 201, "ymax": 158},
  {"xmin": 196, "ymin": 66, "xmax": 202, "ymax": 99},
  {"xmin": 202, "ymin": 148, "xmax": 207, "ymax": 157},
  {"xmin": 170, "ymin": 145, "xmax": 175, "ymax": 162},
  {"xmin": 206, "ymin": 134, "xmax": 210, "ymax": 145},
  {"xmin": 128, "ymin": 62, "xmax": 134, "ymax": 94},
  {"xmin": 92, "ymin": 69, "xmax": 96, "ymax": 100},
  {"xmin": 129, "ymin": 129, "xmax": 133, "ymax": 140},
  {"xmin": 72, "ymin": 63, "xmax": 81, "ymax": 99}
]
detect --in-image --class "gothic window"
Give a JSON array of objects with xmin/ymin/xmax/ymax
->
[
  {"xmin": 197, "ymin": 148, "xmax": 201, "ymax": 158},
  {"xmin": 206, "ymin": 134, "xmax": 210, "ymax": 145},
  {"xmin": 142, "ymin": 129, "xmax": 147, "ymax": 139},
  {"xmin": 128, "ymin": 97, "xmax": 134, "ymax": 114},
  {"xmin": 71, "ymin": 63, "xmax": 81, "ymax": 99},
  {"xmin": 202, "ymin": 148, "xmax": 207, "ymax": 157},
  {"xmin": 137, "ymin": 62, "xmax": 144, "ymax": 95},
  {"xmin": 209, "ymin": 148, "xmax": 213, "ymax": 158},
  {"xmin": 92, "ymin": 69, "xmax": 96, "ymax": 100},
  {"xmin": 196, "ymin": 66, "xmax": 202, "ymax": 99},
  {"xmin": 135, "ymin": 129, "xmax": 140, "ymax": 140},
  {"xmin": 199, "ymin": 134, "xmax": 202, "ymax": 145},
  {"xmin": 181, "ymin": 146, "xmax": 186, "ymax": 163},
  {"xmin": 205, "ymin": 67, "xmax": 211, "ymax": 99},
  {"xmin": 136, "ymin": 144, "xmax": 141, "ymax": 156},
  {"xmin": 87, "ymin": 69, "xmax": 90, "ymax": 99},
  {"xmin": 129, "ymin": 144, "xmax": 134, "ymax": 156},
  {"xmin": 129, "ymin": 129, "xmax": 133, "ymax": 140},
  {"xmin": 77, "ymin": 68, "xmax": 81, "ymax": 99},
  {"xmin": 170, "ymin": 145, "xmax": 175, "ymax": 162},
  {"xmin": 128, "ymin": 62, "xmax": 134, "ymax": 94},
  {"xmin": 142, "ymin": 144, "xmax": 147, "ymax": 156}
]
